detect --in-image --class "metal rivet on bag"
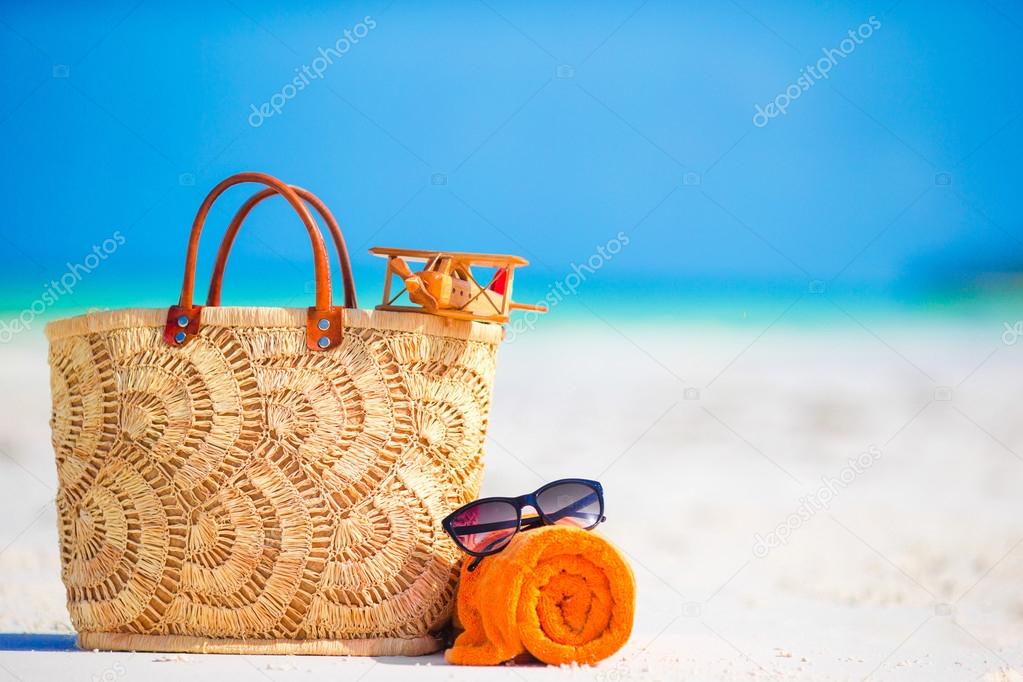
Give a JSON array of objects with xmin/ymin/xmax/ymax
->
[
  {"xmin": 177, "ymin": 315, "xmax": 189, "ymax": 327},
  {"xmin": 317, "ymin": 318, "xmax": 330, "ymax": 330},
  {"xmin": 317, "ymin": 336, "xmax": 330, "ymax": 348},
  {"xmin": 174, "ymin": 331, "xmax": 186, "ymax": 344}
]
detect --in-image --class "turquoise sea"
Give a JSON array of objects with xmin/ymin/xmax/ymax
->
[{"xmin": 4, "ymin": 265, "xmax": 1019, "ymax": 333}]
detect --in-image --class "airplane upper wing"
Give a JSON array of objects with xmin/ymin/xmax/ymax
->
[{"xmin": 369, "ymin": 246, "xmax": 529, "ymax": 267}]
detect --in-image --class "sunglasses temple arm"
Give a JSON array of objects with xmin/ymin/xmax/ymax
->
[
  {"xmin": 520, "ymin": 514, "xmax": 544, "ymax": 530},
  {"xmin": 448, "ymin": 518, "xmax": 520, "ymax": 536}
]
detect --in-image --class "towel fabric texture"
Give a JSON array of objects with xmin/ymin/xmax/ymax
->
[{"xmin": 445, "ymin": 525, "xmax": 635, "ymax": 666}]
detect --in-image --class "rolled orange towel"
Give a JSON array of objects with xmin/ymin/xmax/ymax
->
[{"xmin": 445, "ymin": 525, "xmax": 635, "ymax": 666}]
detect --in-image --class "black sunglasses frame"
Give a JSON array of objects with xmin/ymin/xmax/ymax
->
[{"xmin": 442, "ymin": 478, "xmax": 605, "ymax": 569}]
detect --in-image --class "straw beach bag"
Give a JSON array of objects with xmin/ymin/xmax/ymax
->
[{"xmin": 45, "ymin": 172, "xmax": 503, "ymax": 655}]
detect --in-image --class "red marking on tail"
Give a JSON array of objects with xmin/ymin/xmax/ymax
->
[{"xmin": 489, "ymin": 268, "xmax": 508, "ymax": 294}]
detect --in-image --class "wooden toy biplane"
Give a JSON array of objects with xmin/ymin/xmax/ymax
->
[{"xmin": 370, "ymin": 247, "xmax": 548, "ymax": 324}]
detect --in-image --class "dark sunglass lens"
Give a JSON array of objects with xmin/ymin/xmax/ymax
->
[
  {"xmin": 536, "ymin": 482, "xmax": 602, "ymax": 529},
  {"xmin": 448, "ymin": 500, "xmax": 519, "ymax": 554}
]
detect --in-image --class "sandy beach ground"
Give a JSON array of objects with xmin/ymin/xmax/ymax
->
[{"xmin": 1, "ymin": 316, "xmax": 1020, "ymax": 681}]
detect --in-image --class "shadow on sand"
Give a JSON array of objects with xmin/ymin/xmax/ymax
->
[{"xmin": 0, "ymin": 636, "xmax": 470, "ymax": 666}]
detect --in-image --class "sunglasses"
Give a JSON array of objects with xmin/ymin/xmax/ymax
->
[{"xmin": 442, "ymin": 478, "xmax": 605, "ymax": 571}]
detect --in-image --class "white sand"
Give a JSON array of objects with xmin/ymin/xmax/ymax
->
[{"xmin": 1, "ymin": 319, "xmax": 1020, "ymax": 680}]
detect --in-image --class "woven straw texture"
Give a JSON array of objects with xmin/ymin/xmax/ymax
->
[{"xmin": 46, "ymin": 307, "xmax": 502, "ymax": 655}]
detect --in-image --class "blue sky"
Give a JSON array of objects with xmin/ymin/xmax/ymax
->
[{"xmin": 1, "ymin": 0, "xmax": 1021, "ymax": 312}]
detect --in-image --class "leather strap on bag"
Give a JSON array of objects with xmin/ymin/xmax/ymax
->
[
  {"xmin": 164, "ymin": 171, "xmax": 345, "ymax": 351},
  {"xmin": 205, "ymin": 186, "xmax": 357, "ymax": 309}
]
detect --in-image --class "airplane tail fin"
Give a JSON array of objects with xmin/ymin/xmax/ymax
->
[{"xmin": 489, "ymin": 268, "xmax": 508, "ymax": 294}]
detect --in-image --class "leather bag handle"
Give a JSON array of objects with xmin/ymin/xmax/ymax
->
[
  {"xmin": 205, "ymin": 186, "xmax": 357, "ymax": 309},
  {"xmin": 164, "ymin": 171, "xmax": 344, "ymax": 352}
]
